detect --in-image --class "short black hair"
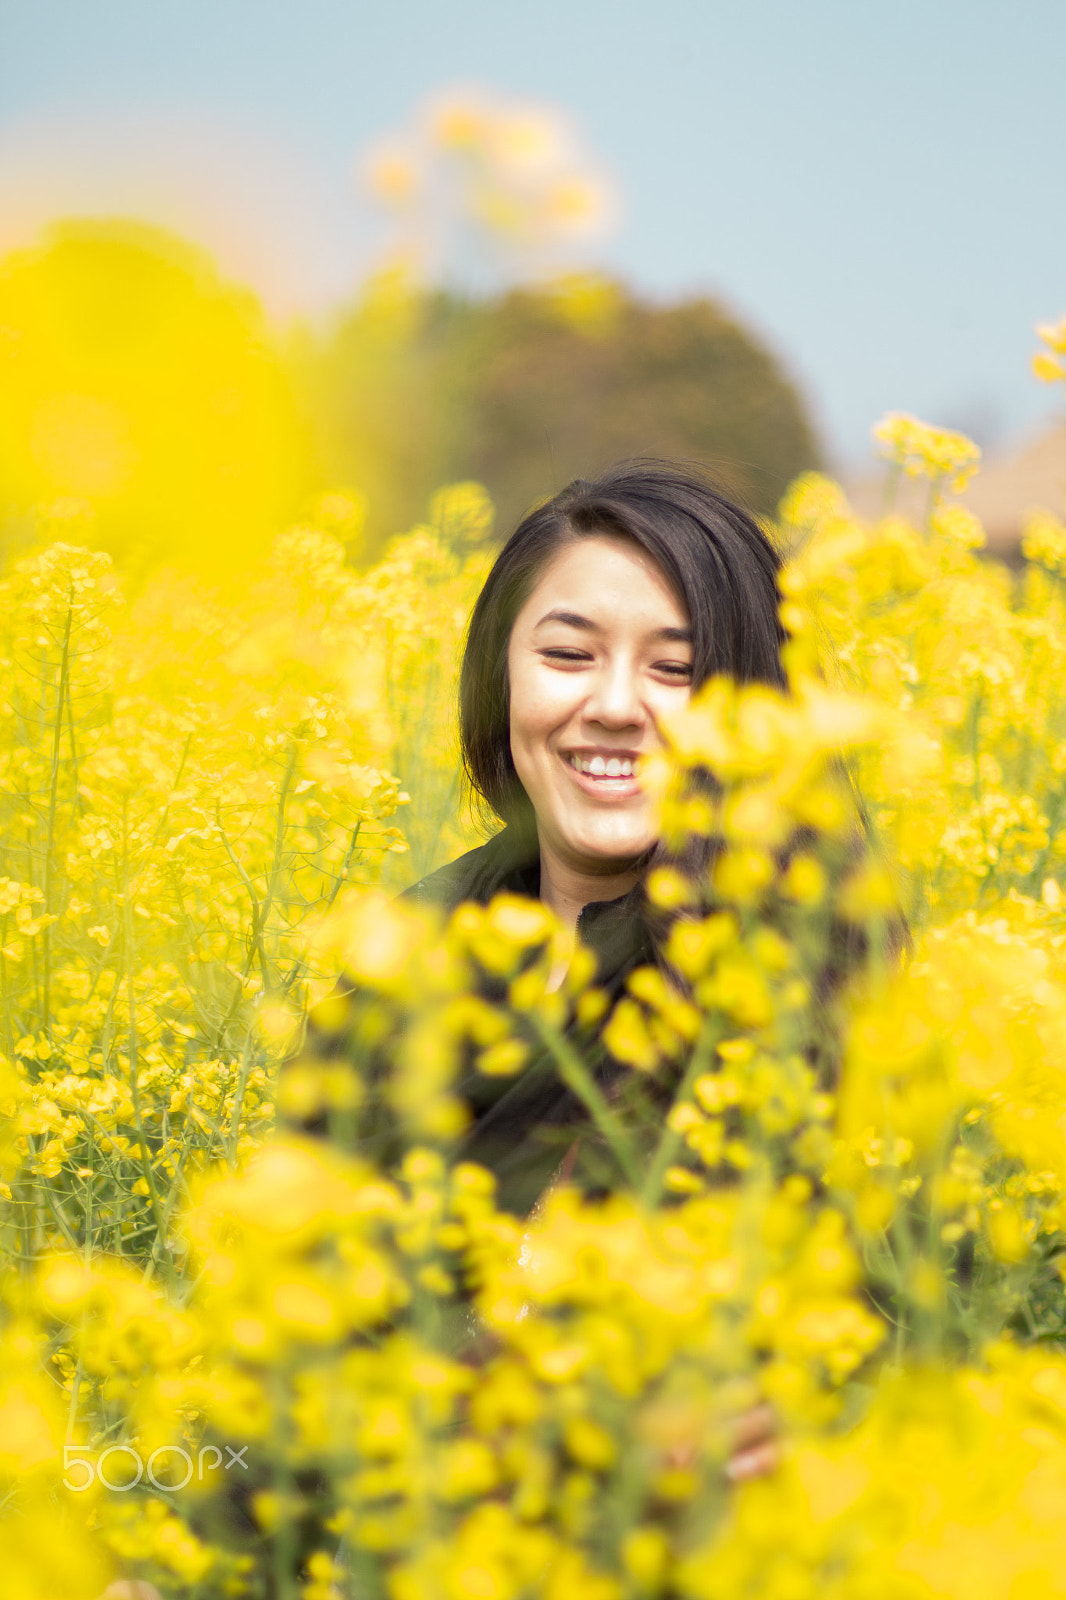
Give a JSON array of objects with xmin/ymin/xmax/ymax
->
[{"xmin": 459, "ymin": 459, "xmax": 788, "ymax": 829}]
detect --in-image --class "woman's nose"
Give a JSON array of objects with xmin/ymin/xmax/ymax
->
[{"xmin": 585, "ymin": 658, "xmax": 644, "ymax": 727}]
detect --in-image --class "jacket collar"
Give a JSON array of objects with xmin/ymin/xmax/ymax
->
[{"xmin": 402, "ymin": 825, "xmax": 653, "ymax": 991}]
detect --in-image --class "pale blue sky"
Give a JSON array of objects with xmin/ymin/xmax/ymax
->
[{"xmin": 2, "ymin": 0, "xmax": 1064, "ymax": 466}]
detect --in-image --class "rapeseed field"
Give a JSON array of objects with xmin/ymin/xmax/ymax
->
[{"xmin": 5, "ymin": 315, "xmax": 1066, "ymax": 1598}]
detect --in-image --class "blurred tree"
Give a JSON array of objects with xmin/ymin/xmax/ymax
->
[
  {"xmin": 303, "ymin": 275, "xmax": 822, "ymax": 551},
  {"xmin": 0, "ymin": 218, "xmax": 821, "ymax": 570}
]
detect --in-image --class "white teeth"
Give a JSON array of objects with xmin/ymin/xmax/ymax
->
[{"xmin": 569, "ymin": 754, "xmax": 637, "ymax": 778}]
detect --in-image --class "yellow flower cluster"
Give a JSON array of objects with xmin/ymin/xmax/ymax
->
[
  {"xmin": 1021, "ymin": 508, "xmax": 1066, "ymax": 574},
  {"xmin": 872, "ymin": 411, "xmax": 982, "ymax": 494},
  {"xmin": 362, "ymin": 87, "xmax": 614, "ymax": 266},
  {"xmin": 0, "ymin": 510, "xmax": 483, "ymax": 1274},
  {"xmin": 683, "ymin": 1347, "xmax": 1066, "ymax": 1599},
  {"xmin": 9, "ymin": 364, "xmax": 1066, "ymax": 1597},
  {"xmin": 1032, "ymin": 316, "xmax": 1066, "ymax": 384}
]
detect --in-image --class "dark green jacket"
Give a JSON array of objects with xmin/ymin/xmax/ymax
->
[
  {"xmin": 393, "ymin": 832, "xmax": 653, "ymax": 1203},
  {"xmin": 294, "ymin": 829, "xmax": 656, "ymax": 1213},
  {"xmin": 400, "ymin": 826, "xmax": 654, "ymax": 1214}
]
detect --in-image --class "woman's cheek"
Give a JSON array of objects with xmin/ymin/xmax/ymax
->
[
  {"xmin": 529, "ymin": 672, "xmax": 582, "ymax": 733},
  {"xmin": 648, "ymin": 680, "xmax": 691, "ymax": 725}
]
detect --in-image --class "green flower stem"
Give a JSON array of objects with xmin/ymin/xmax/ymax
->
[
  {"xmin": 640, "ymin": 1015, "xmax": 723, "ymax": 1209},
  {"xmin": 529, "ymin": 1014, "xmax": 642, "ymax": 1188}
]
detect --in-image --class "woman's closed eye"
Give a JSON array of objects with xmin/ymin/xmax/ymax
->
[
  {"xmin": 540, "ymin": 649, "xmax": 691, "ymax": 678},
  {"xmin": 540, "ymin": 647, "xmax": 592, "ymax": 665}
]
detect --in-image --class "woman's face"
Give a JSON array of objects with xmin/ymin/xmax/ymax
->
[{"xmin": 507, "ymin": 535, "xmax": 693, "ymax": 876}]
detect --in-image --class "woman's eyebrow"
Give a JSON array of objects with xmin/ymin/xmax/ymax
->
[
  {"xmin": 534, "ymin": 608, "xmax": 596, "ymax": 630},
  {"xmin": 533, "ymin": 610, "xmax": 693, "ymax": 643}
]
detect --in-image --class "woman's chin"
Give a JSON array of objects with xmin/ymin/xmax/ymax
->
[{"xmin": 560, "ymin": 831, "xmax": 655, "ymax": 877}]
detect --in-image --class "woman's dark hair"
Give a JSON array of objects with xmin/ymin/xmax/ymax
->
[{"xmin": 459, "ymin": 459, "xmax": 787, "ymax": 829}]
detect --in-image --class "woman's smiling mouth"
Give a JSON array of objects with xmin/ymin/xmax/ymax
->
[{"xmin": 564, "ymin": 751, "xmax": 639, "ymax": 784}]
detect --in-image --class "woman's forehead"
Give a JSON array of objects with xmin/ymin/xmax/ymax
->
[{"xmin": 519, "ymin": 534, "xmax": 689, "ymax": 626}]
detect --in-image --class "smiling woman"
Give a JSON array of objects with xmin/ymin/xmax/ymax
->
[
  {"xmin": 376, "ymin": 463, "xmax": 796, "ymax": 1483},
  {"xmin": 407, "ymin": 460, "xmax": 787, "ymax": 932},
  {"xmin": 394, "ymin": 462, "xmax": 792, "ymax": 1213},
  {"xmin": 506, "ymin": 536, "xmax": 694, "ymax": 924}
]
